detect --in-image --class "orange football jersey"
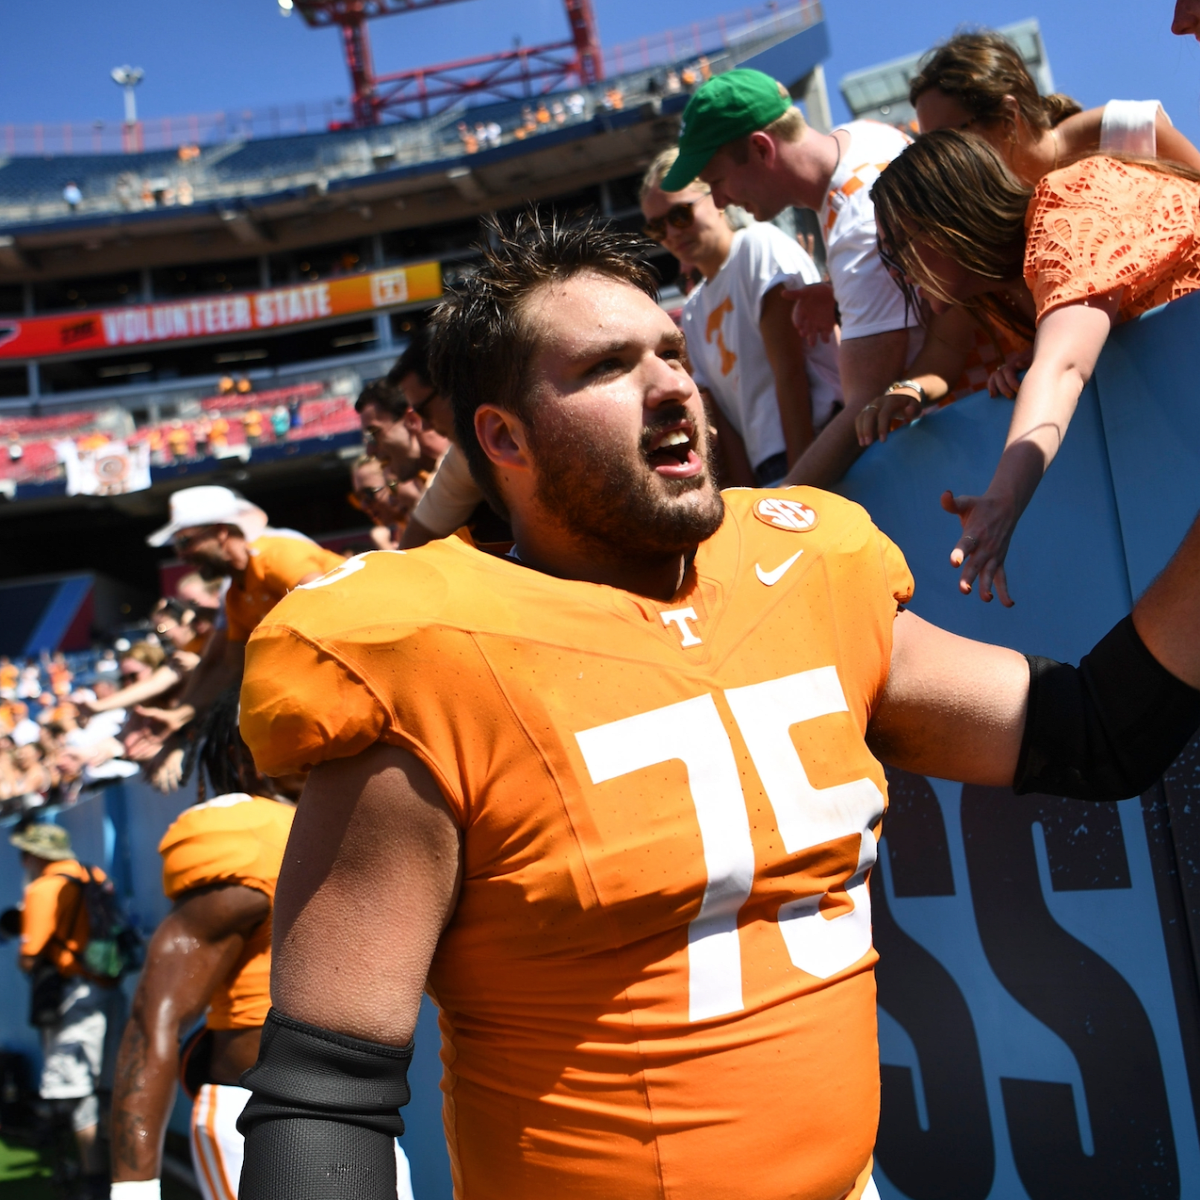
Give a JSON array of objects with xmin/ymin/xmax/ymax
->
[
  {"xmin": 241, "ymin": 488, "xmax": 913, "ymax": 1200},
  {"xmin": 224, "ymin": 534, "xmax": 345, "ymax": 644},
  {"xmin": 159, "ymin": 793, "xmax": 295, "ymax": 1030}
]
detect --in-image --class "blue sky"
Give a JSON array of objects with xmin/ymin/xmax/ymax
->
[{"xmin": 1, "ymin": 1, "xmax": 1198, "ymax": 143}]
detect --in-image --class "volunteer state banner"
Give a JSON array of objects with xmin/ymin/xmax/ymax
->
[{"xmin": 0, "ymin": 261, "xmax": 442, "ymax": 361}]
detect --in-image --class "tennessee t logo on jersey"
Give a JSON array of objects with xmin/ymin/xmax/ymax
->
[
  {"xmin": 753, "ymin": 498, "xmax": 818, "ymax": 532},
  {"xmin": 661, "ymin": 607, "xmax": 702, "ymax": 647}
]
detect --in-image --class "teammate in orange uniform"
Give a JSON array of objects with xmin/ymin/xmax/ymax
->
[
  {"xmin": 127, "ymin": 486, "xmax": 343, "ymax": 782},
  {"xmin": 109, "ymin": 690, "xmax": 413, "ymax": 1200},
  {"xmin": 235, "ymin": 218, "xmax": 1200, "ymax": 1200}
]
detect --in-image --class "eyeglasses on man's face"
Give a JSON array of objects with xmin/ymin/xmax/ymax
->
[{"xmin": 643, "ymin": 201, "xmax": 696, "ymax": 243}]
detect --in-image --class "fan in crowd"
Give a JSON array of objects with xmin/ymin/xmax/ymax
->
[
  {"xmin": 365, "ymin": 326, "xmax": 511, "ymax": 549},
  {"xmin": 869, "ymin": 129, "xmax": 1200, "ymax": 605},
  {"xmin": 640, "ymin": 146, "xmax": 841, "ymax": 487},
  {"xmin": 348, "ymin": 454, "xmax": 427, "ymax": 551},
  {"xmin": 855, "ymin": 31, "xmax": 1200, "ymax": 452},
  {"xmin": 660, "ymin": 68, "xmax": 923, "ymax": 488},
  {"xmin": 355, "ymin": 373, "xmax": 448, "ymax": 485}
]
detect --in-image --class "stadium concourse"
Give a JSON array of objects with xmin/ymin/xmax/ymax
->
[{"xmin": 2, "ymin": 6, "xmax": 1200, "ymax": 1200}]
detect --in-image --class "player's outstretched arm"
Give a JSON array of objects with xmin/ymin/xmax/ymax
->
[
  {"xmin": 111, "ymin": 884, "xmax": 269, "ymax": 1188},
  {"xmin": 867, "ymin": 611, "xmax": 1029, "ymax": 787},
  {"xmin": 870, "ymin": 516, "xmax": 1200, "ymax": 797},
  {"xmin": 238, "ymin": 742, "xmax": 462, "ymax": 1200}
]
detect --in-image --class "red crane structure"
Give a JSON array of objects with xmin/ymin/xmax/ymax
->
[{"xmin": 291, "ymin": 0, "xmax": 605, "ymax": 125}]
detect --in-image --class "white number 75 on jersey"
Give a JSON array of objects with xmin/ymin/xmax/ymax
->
[{"xmin": 575, "ymin": 667, "xmax": 884, "ymax": 1022}]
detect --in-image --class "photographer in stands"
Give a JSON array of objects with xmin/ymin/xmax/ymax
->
[{"xmin": 10, "ymin": 824, "xmax": 117, "ymax": 1200}]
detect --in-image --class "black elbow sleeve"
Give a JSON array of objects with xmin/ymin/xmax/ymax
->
[
  {"xmin": 1015, "ymin": 615, "xmax": 1200, "ymax": 801},
  {"xmin": 237, "ymin": 1007, "xmax": 412, "ymax": 1200}
]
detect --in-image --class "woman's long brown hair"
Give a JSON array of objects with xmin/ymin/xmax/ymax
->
[
  {"xmin": 871, "ymin": 129, "xmax": 1200, "ymax": 341},
  {"xmin": 909, "ymin": 31, "xmax": 1081, "ymax": 134},
  {"xmin": 871, "ymin": 129, "xmax": 1034, "ymax": 338}
]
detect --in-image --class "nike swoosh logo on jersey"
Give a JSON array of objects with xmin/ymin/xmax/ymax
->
[{"xmin": 755, "ymin": 549, "xmax": 804, "ymax": 586}]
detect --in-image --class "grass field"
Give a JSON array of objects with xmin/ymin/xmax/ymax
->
[{"xmin": 0, "ymin": 1133, "xmax": 198, "ymax": 1199}]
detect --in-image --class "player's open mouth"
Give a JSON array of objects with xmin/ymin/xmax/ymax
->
[{"xmin": 645, "ymin": 422, "xmax": 702, "ymax": 478}]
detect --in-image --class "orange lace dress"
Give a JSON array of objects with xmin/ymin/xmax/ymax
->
[{"xmin": 1025, "ymin": 155, "xmax": 1200, "ymax": 323}]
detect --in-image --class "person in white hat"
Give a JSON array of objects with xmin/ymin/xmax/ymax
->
[{"xmin": 129, "ymin": 487, "xmax": 345, "ymax": 782}]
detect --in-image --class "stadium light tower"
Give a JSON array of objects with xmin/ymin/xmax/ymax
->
[
  {"xmin": 111, "ymin": 65, "xmax": 145, "ymax": 153},
  {"xmin": 290, "ymin": 0, "xmax": 603, "ymax": 125}
]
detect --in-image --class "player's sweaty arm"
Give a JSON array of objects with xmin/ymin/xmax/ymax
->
[
  {"xmin": 868, "ymin": 512, "xmax": 1200, "ymax": 795},
  {"xmin": 111, "ymin": 884, "xmax": 269, "ymax": 1185},
  {"xmin": 238, "ymin": 743, "xmax": 462, "ymax": 1200}
]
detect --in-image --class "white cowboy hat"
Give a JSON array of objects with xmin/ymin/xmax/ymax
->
[{"xmin": 146, "ymin": 485, "xmax": 268, "ymax": 547}]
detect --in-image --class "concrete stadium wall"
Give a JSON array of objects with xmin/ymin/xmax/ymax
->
[{"xmin": 3, "ymin": 290, "xmax": 1199, "ymax": 1199}]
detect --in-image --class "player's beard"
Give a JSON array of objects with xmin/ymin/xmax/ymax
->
[{"xmin": 528, "ymin": 404, "xmax": 725, "ymax": 561}]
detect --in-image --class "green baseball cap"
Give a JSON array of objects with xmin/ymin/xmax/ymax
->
[
  {"xmin": 661, "ymin": 68, "xmax": 793, "ymax": 192},
  {"xmin": 10, "ymin": 823, "xmax": 73, "ymax": 862}
]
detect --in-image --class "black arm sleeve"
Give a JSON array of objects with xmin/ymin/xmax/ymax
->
[
  {"xmin": 1015, "ymin": 614, "xmax": 1200, "ymax": 801},
  {"xmin": 237, "ymin": 1007, "xmax": 412, "ymax": 1200}
]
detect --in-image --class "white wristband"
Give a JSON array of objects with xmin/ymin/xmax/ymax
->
[{"xmin": 111, "ymin": 1181, "xmax": 161, "ymax": 1200}]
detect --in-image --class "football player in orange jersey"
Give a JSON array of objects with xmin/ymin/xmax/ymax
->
[
  {"xmin": 235, "ymin": 216, "xmax": 1200, "ymax": 1200},
  {"xmin": 108, "ymin": 689, "xmax": 416, "ymax": 1200}
]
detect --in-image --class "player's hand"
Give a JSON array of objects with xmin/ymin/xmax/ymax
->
[
  {"xmin": 941, "ymin": 488, "xmax": 1016, "ymax": 607},
  {"xmin": 988, "ymin": 347, "xmax": 1033, "ymax": 399},
  {"xmin": 781, "ymin": 281, "xmax": 837, "ymax": 346},
  {"xmin": 856, "ymin": 389, "xmax": 922, "ymax": 446}
]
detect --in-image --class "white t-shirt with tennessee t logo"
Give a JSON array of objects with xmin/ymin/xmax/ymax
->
[
  {"xmin": 681, "ymin": 222, "xmax": 842, "ymax": 477},
  {"xmin": 813, "ymin": 120, "xmax": 920, "ymax": 342}
]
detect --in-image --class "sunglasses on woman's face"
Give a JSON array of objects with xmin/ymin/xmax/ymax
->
[{"xmin": 643, "ymin": 201, "xmax": 695, "ymax": 242}]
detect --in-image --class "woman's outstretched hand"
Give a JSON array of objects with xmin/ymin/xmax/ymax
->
[{"xmin": 941, "ymin": 488, "xmax": 1017, "ymax": 606}]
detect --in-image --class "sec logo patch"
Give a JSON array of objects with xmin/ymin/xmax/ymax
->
[{"xmin": 753, "ymin": 497, "xmax": 818, "ymax": 532}]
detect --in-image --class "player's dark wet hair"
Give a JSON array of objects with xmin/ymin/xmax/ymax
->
[
  {"xmin": 180, "ymin": 685, "xmax": 264, "ymax": 800},
  {"xmin": 427, "ymin": 211, "xmax": 658, "ymax": 517}
]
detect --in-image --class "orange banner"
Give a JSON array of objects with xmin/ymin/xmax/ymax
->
[{"xmin": 0, "ymin": 261, "xmax": 442, "ymax": 361}]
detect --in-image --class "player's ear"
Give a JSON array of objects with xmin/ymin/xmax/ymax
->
[{"xmin": 474, "ymin": 405, "xmax": 531, "ymax": 473}]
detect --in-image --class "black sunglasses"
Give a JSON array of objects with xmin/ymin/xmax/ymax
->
[{"xmin": 643, "ymin": 201, "xmax": 695, "ymax": 242}]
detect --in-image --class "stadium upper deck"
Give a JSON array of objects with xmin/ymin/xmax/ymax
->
[
  {"xmin": 0, "ymin": 2, "xmax": 827, "ymax": 419},
  {"xmin": 0, "ymin": 1, "xmax": 829, "ymax": 589}
]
